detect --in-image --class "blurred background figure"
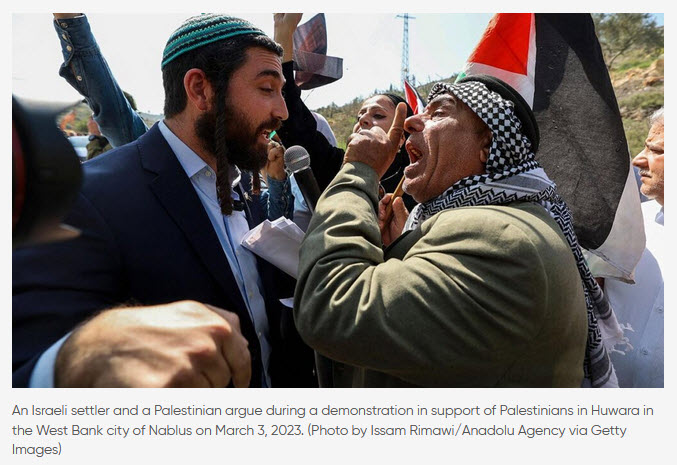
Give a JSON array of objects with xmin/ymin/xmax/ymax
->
[
  {"xmin": 85, "ymin": 115, "xmax": 111, "ymax": 159},
  {"xmin": 605, "ymin": 108, "xmax": 664, "ymax": 388}
]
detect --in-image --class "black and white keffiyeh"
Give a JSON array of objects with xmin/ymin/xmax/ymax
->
[{"xmin": 404, "ymin": 81, "xmax": 625, "ymax": 388}]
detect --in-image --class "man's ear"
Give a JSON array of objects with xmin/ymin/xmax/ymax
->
[
  {"xmin": 183, "ymin": 68, "xmax": 215, "ymax": 112},
  {"xmin": 479, "ymin": 129, "xmax": 492, "ymax": 164}
]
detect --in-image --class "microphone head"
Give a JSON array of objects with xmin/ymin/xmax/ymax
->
[{"xmin": 284, "ymin": 145, "xmax": 311, "ymax": 173}]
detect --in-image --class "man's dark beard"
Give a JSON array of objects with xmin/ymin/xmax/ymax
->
[
  {"xmin": 195, "ymin": 98, "xmax": 281, "ymax": 215},
  {"xmin": 195, "ymin": 102, "xmax": 281, "ymax": 172}
]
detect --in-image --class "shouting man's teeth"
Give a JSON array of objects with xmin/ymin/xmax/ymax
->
[{"xmin": 409, "ymin": 147, "xmax": 423, "ymax": 162}]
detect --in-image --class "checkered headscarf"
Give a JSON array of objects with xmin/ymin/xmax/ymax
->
[{"xmin": 405, "ymin": 81, "xmax": 625, "ymax": 388}]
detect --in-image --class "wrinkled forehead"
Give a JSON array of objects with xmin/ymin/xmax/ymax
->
[
  {"xmin": 651, "ymin": 118, "xmax": 665, "ymax": 133},
  {"xmin": 428, "ymin": 81, "xmax": 523, "ymax": 139},
  {"xmin": 426, "ymin": 92, "xmax": 473, "ymax": 112},
  {"xmin": 426, "ymin": 93, "xmax": 456, "ymax": 107},
  {"xmin": 425, "ymin": 93, "xmax": 484, "ymax": 126},
  {"xmin": 242, "ymin": 47, "xmax": 284, "ymax": 77},
  {"xmin": 648, "ymin": 120, "xmax": 665, "ymax": 145},
  {"xmin": 429, "ymin": 82, "xmax": 506, "ymax": 121}
]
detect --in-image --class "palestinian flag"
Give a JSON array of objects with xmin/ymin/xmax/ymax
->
[
  {"xmin": 292, "ymin": 13, "xmax": 343, "ymax": 90},
  {"xmin": 404, "ymin": 80, "xmax": 426, "ymax": 115},
  {"xmin": 460, "ymin": 13, "xmax": 644, "ymax": 282}
]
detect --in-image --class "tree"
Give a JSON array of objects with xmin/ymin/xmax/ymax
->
[{"xmin": 592, "ymin": 14, "xmax": 663, "ymax": 69}]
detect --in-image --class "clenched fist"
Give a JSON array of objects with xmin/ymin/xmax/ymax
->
[{"xmin": 55, "ymin": 300, "xmax": 251, "ymax": 388}]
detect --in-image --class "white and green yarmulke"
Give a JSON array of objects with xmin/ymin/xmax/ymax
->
[{"xmin": 161, "ymin": 14, "xmax": 266, "ymax": 68}]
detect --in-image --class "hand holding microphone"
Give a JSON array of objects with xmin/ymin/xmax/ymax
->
[
  {"xmin": 284, "ymin": 145, "xmax": 322, "ymax": 213},
  {"xmin": 265, "ymin": 133, "xmax": 287, "ymax": 181}
]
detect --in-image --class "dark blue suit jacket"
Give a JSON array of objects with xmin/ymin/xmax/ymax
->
[{"xmin": 13, "ymin": 124, "xmax": 315, "ymax": 388}]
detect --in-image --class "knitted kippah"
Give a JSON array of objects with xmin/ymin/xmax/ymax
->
[{"xmin": 162, "ymin": 14, "xmax": 266, "ymax": 68}]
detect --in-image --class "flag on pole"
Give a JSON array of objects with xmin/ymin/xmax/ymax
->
[
  {"xmin": 459, "ymin": 13, "xmax": 644, "ymax": 282},
  {"xmin": 292, "ymin": 13, "xmax": 343, "ymax": 90},
  {"xmin": 404, "ymin": 80, "xmax": 426, "ymax": 114}
]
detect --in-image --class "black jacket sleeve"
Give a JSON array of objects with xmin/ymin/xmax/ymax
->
[{"xmin": 277, "ymin": 61, "xmax": 345, "ymax": 191}]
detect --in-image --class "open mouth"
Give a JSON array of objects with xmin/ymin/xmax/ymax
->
[{"xmin": 406, "ymin": 141, "xmax": 423, "ymax": 163}]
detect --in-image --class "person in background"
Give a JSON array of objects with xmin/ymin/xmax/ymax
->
[
  {"xmin": 85, "ymin": 115, "xmax": 111, "ymax": 159},
  {"xmin": 274, "ymin": 13, "xmax": 417, "ymax": 211},
  {"xmin": 58, "ymin": 109, "xmax": 78, "ymax": 134},
  {"xmin": 606, "ymin": 108, "xmax": 664, "ymax": 387}
]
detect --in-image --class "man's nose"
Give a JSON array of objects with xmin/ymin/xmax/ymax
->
[
  {"xmin": 632, "ymin": 150, "xmax": 648, "ymax": 169},
  {"xmin": 274, "ymin": 94, "xmax": 289, "ymax": 121},
  {"xmin": 404, "ymin": 114, "xmax": 425, "ymax": 133}
]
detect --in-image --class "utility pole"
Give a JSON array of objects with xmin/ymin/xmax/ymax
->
[{"xmin": 396, "ymin": 13, "xmax": 416, "ymax": 87}]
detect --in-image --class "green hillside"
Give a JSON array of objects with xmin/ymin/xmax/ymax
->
[{"xmin": 315, "ymin": 53, "xmax": 663, "ymax": 156}]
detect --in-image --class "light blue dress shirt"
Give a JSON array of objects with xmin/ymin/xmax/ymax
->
[
  {"xmin": 159, "ymin": 121, "xmax": 272, "ymax": 387},
  {"xmin": 29, "ymin": 120, "xmax": 272, "ymax": 387}
]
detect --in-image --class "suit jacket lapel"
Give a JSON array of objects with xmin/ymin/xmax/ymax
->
[{"xmin": 138, "ymin": 124, "xmax": 249, "ymax": 316}]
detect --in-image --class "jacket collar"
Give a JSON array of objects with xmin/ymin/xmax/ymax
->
[{"xmin": 137, "ymin": 123, "xmax": 254, "ymax": 320}]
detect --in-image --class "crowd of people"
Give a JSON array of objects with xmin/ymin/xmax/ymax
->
[{"xmin": 12, "ymin": 13, "xmax": 664, "ymax": 388}]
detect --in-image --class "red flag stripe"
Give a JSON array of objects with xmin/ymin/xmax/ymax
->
[
  {"xmin": 404, "ymin": 80, "xmax": 425, "ymax": 114},
  {"xmin": 462, "ymin": 14, "xmax": 536, "ymax": 107},
  {"xmin": 467, "ymin": 13, "xmax": 532, "ymax": 76}
]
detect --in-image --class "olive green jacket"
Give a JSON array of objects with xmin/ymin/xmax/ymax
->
[{"xmin": 294, "ymin": 162, "xmax": 587, "ymax": 387}]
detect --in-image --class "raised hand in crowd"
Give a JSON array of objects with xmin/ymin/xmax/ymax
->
[{"xmin": 273, "ymin": 13, "xmax": 303, "ymax": 62}]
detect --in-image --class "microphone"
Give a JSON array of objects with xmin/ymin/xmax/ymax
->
[{"xmin": 284, "ymin": 145, "xmax": 322, "ymax": 213}]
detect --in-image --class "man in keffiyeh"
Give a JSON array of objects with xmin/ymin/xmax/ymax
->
[{"xmin": 294, "ymin": 74, "xmax": 624, "ymax": 388}]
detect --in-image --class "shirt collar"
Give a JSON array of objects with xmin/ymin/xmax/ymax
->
[
  {"xmin": 158, "ymin": 119, "xmax": 241, "ymax": 188},
  {"xmin": 656, "ymin": 207, "xmax": 664, "ymax": 226}
]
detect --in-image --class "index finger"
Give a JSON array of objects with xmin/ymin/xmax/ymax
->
[{"xmin": 387, "ymin": 102, "xmax": 407, "ymax": 147}]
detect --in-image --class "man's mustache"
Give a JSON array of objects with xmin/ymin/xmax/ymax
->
[
  {"xmin": 638, "ymin": 170, "xmax": 651, "ymax": 177},
  {"xmin": 256, "ymin": 118, "xmax": 283, "ymax": 135}
]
